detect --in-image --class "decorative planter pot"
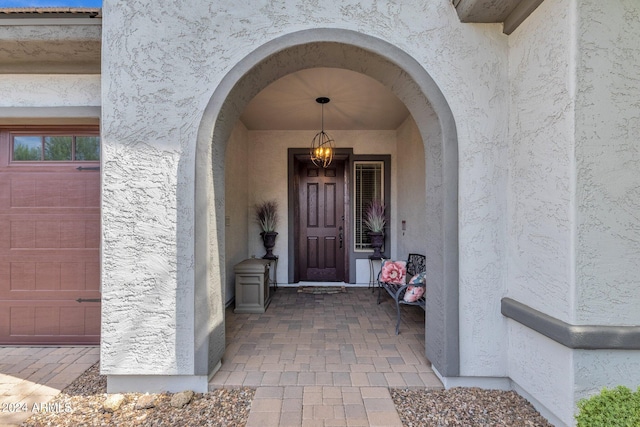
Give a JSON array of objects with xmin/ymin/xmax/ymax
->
[
  {"xmin": 261, "ymin": 231, "xmax": 278, "ymax": 259},
  {"xmin": 368, "ymin": 231, "xmax": 384, "ymax": 259}
]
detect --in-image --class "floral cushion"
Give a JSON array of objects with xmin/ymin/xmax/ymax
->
[
  {"xmin": 408, "ymin": 271, "xmax": 426, "ymax": 285},
  {"xmin": 403, "ymin": 284, "xmax": 425, "ymax": 302},
  {"xmin": 380, "ymin": 260, "xmax": 406, "ymax": 284}
]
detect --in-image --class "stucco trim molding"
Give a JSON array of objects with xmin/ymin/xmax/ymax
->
[
  {"xmin": 501, "ymin": 298, "xmax": 640, "ymax": 350},
  {"xmin": 453, "ymin": 0, "xmax": 544, "ymax": 35},
  {"xmin": 106, "ymin": 375, "xmax": 210, "ymax": 394}
]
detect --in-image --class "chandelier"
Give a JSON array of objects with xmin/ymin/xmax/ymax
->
[{"xmin": 310, "ymin": 97, "xmax": 335, "ymax": 168}]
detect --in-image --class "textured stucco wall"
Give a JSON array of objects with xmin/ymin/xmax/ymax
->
[
  {"xmin": 0, "ymin": 75, "xmax": 100, "ymax": 107},
  {"xmin": 507, "ymin": 320, "xmax": 574, "ymax": 425},
  {"xmin": 0, "ymin": 21, "xmax": 101, "ymax": 73},
  {"xmin": 574, "ymin": 0, "xmax": 640, "ymax": 326},
  {"xmin": 507, "ymin": 0, "xmax": 575, "ymax": 323},
  {"xmin": 574, "ymin": 350, "xmax": 640, "ymax": 401},
  {"xmin": 0, "ymin": 21, "xmax": 100, "ymax": 41},
  {"xmin": 507, "ymin": 0, "xmax": 640, "ymax": 424},
  {"xmin": 396, "ymin": 116, "xmax": 427, "ymax": 258},
  {"xmin": 224, "ymin": 121, "xmax": 249, "ymax": 305},
  {"xmin": 507, "ymin": 1, "xmax": 577, "ymax": 424},
  {"xmin": 100, "ymin": 0, "xmax": 508, "ymax": 384}
]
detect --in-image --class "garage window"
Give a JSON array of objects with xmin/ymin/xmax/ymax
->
[{"xmin": 12, "ymin": 133, "xmax": 100, "ymax": 162}]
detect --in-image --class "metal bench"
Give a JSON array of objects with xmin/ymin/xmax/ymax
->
[{"xmin": 377, "ymin": 253, "xmax": 426, "ymax": 335}]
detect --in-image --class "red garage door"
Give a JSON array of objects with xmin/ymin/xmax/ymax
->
[{"xmin": 0, "ymin": 126, "xmax": 101, "ymax": 344}]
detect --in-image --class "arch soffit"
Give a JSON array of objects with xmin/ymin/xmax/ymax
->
[{"xmin": 198, "ymin": 28, "xmax": 457, "ymax": 162}]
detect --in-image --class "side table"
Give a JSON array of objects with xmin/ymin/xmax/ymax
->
[
  {"xmin": 264, "ymin": 255, "xmax": 279, "ymax": 292},
  {"xmin": 368, "ymin": 256, "xmax": 383, "ymax": 293}
]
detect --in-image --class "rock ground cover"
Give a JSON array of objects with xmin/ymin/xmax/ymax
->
[
  {"xmin": 22, "ymin": 363, "xmax": 254, "ymax": 427},
  {"xmin": 22, "ymin": 363, "xmax": 553, "ymax": 427}
]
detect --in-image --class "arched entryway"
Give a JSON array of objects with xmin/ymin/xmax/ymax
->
[{"xmin": 194, "ymin": 28, "xmax": 459, "ymax": 379}]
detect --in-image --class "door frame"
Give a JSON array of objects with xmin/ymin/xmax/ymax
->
[{"xmin": 288, "ymin": 148, "xmax": 352, "ymax": 283}]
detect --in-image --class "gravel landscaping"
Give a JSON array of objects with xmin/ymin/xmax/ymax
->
[
  {"xmin": 392, "ymin": 388, "xmax": 554, "ymax": 426},
  {"xmin": 22, "ymin": 362, "xmax": 553, "ymax": 426},
  {"xmin": 21, "ymin": 363, "xmax": 254, "ymax": 427}
]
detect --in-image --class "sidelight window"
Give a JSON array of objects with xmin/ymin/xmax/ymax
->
[{"xmin": 354, "ymin": 161, "xmax": 384, "ymax": 251}]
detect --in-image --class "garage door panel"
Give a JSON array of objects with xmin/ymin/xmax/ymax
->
[
  {"xmin": 6, "ymin": 174, "xmax": 98, "ymax": 206},
  {"xmin": 0, "ymin": 178, "xmax": 9, "ymax": 207},
  {"xmin": 60, "ymin": 262, "xmax": 85, "ymax": 290},
  {"xmin": 6, "ymin": 217, "xmax": 98, "ymax": 250},
  {"xmin": 60, "ymin": 221, "xmax": 86, "ymax": 248},
  {"xmin": 8, "ymin": 306, "xmax": 34, "ymax": 335},
  {"xmin": 10, "ymin": 221, "xmax": 35, "ymax": 248},
  {"xmin": 35, "ymin": 263, "xmax": 61, "ymax": 290},
  {"xmin": 84, "ymin": 306, "xmax": 100, "ymax": 335},
  {"xmin": 5, "ymin": 259, "xmax": 97, "ymax": 293},
  {"xmin": 85, "ymin": 220, "xmax": 100, "ymax": 248},
  {"xmin": 2, "ymin": 262, "xmax": 97, "ymax": 295},
  {"xmin": 60, "ymin": 180, "xmax": 87, "ymax": 208},
  {"xmin": 36, "ymin": 179, "xmax": 63, "ymax": 207},
  {"xmin": 10, "ymin": 179, "xmax": 36, "ymax": 208},
  {"xmin": 60, "ymin": 306, "xmax": 85, "ymax": 335},
  {"xmin": 1, "ymin": 290, "xmax": 100, "ymax": 300},
  {"xmin": 86, "ymin": 262, "xmax": 100, "ymax": 291},
  {"xmin": 0, "ymin": 302, "xmax": 100, "ymax": 344},
  {"xmin": 9, "ymin": 262, "xmax": 36, "ymax": 290},
  {"xmin": 85, "ymin": 179, "xmax": 100, "ymax": 207},
  {"xmin": 1, "ymin": 250, "xmax": 98, "ymax": 263},
  {"xmin": 35, "ymin": 221, "xmax": 61, "ymax": 248},
  {"xmin": 35, "ymin": 306, "xmax": 58, "ymax": 335},
  {"xmin": 0, "ymin": 220, "xmax": 8, "ymax": 249}
]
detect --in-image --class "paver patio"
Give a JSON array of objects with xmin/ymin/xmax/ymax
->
[
  {"xmin": 0, "ymin": 286, "xmax": 441, "ymax": 427},
  {"xmin": 210, "ymin": 285, "xmax": 443, "ymax": 426},
  {"xmin": 0, "ymin": 346, "xmax": 99, "ymax": 427}
]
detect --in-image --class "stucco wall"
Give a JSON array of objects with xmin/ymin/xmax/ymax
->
[
  {"xmin": 508, "ymin": 321, "xmax": 574, "ymax": 425},
  {"xmin": 0, "ymin": 20, "xmax": 100, "ymax": 41},
  {"xmin": 224, "ymin": 121, "xmax": 249, "ymax": 305},
  {"xmin": 508, "ymin": 0, "xmax": 575, "ymax": 323},
  {"xmin": 507, "ymin": 1, "xmax": 640, "ymax": 424},
  {"xmin": 0, "ymin": 75, "xmax": 100, "ymax": 107},
  {"xmin": 507, "ymin": 1, "xmax": 577, "ymax": 424},
  {"xmin": 574, "ymin": 350, "xmax": 640, "ymax": 400},
  {"xmin": 574, "ymin": 0, "xmax": 640, "ymax": 326},
  {"xmin": 396, "ymin": 115, "xmax": 427, "ymax": 258},
  {"xmin": 0, "ymin": 20, "xmax": 100, "ymax": 74},
  {"xmin": 100, "ymin": 0, "xmax": 508, "ymax": 386}
]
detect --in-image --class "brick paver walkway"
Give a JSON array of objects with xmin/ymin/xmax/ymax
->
[
  {"xmin": 0, "ymin": 287, "xmax": 440, "ymax": 427},
  {"xmin": 211, "ymin": 286, "xmax": 443, "ymax": 426},
  {"xmin": 0, "ymin": 346, "xmax": 99, "ymax": 426}
]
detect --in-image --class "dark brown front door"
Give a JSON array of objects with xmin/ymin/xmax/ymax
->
[{"xmin": 298, "ymin": 160, "xmax": 345, "ymax": 281}]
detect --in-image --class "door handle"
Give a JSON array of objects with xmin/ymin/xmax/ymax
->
[{"xmin": 339, "ymin": 226, "xmax": 343, "ymax": 249}]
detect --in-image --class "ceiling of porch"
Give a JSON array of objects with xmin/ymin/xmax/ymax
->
[{"xmin": 239, "ymin": 67, "xmax": 410, "ymax": 131}]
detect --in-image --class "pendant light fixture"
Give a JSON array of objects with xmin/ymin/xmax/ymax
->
[{"xmin": 310, "ymin": 97, "xmax": 335, "ymax": 168}]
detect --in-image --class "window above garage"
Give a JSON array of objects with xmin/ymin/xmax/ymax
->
[{"xmin": 4, "ymin": 127, "xmax": 100, "ymax": 163}]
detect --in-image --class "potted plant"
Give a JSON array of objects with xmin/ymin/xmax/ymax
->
[
  {"xmin": 255, "ymin": 200, "xmax": 278, "ymax": 259},
  {"xmin": 364, "ymin": 199, "xmax": 386, "ymax": 259}
]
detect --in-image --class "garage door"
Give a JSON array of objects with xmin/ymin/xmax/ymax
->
[{"xmin": 0, "ymin": 127, "xmax": 101, "ymax": 344}]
